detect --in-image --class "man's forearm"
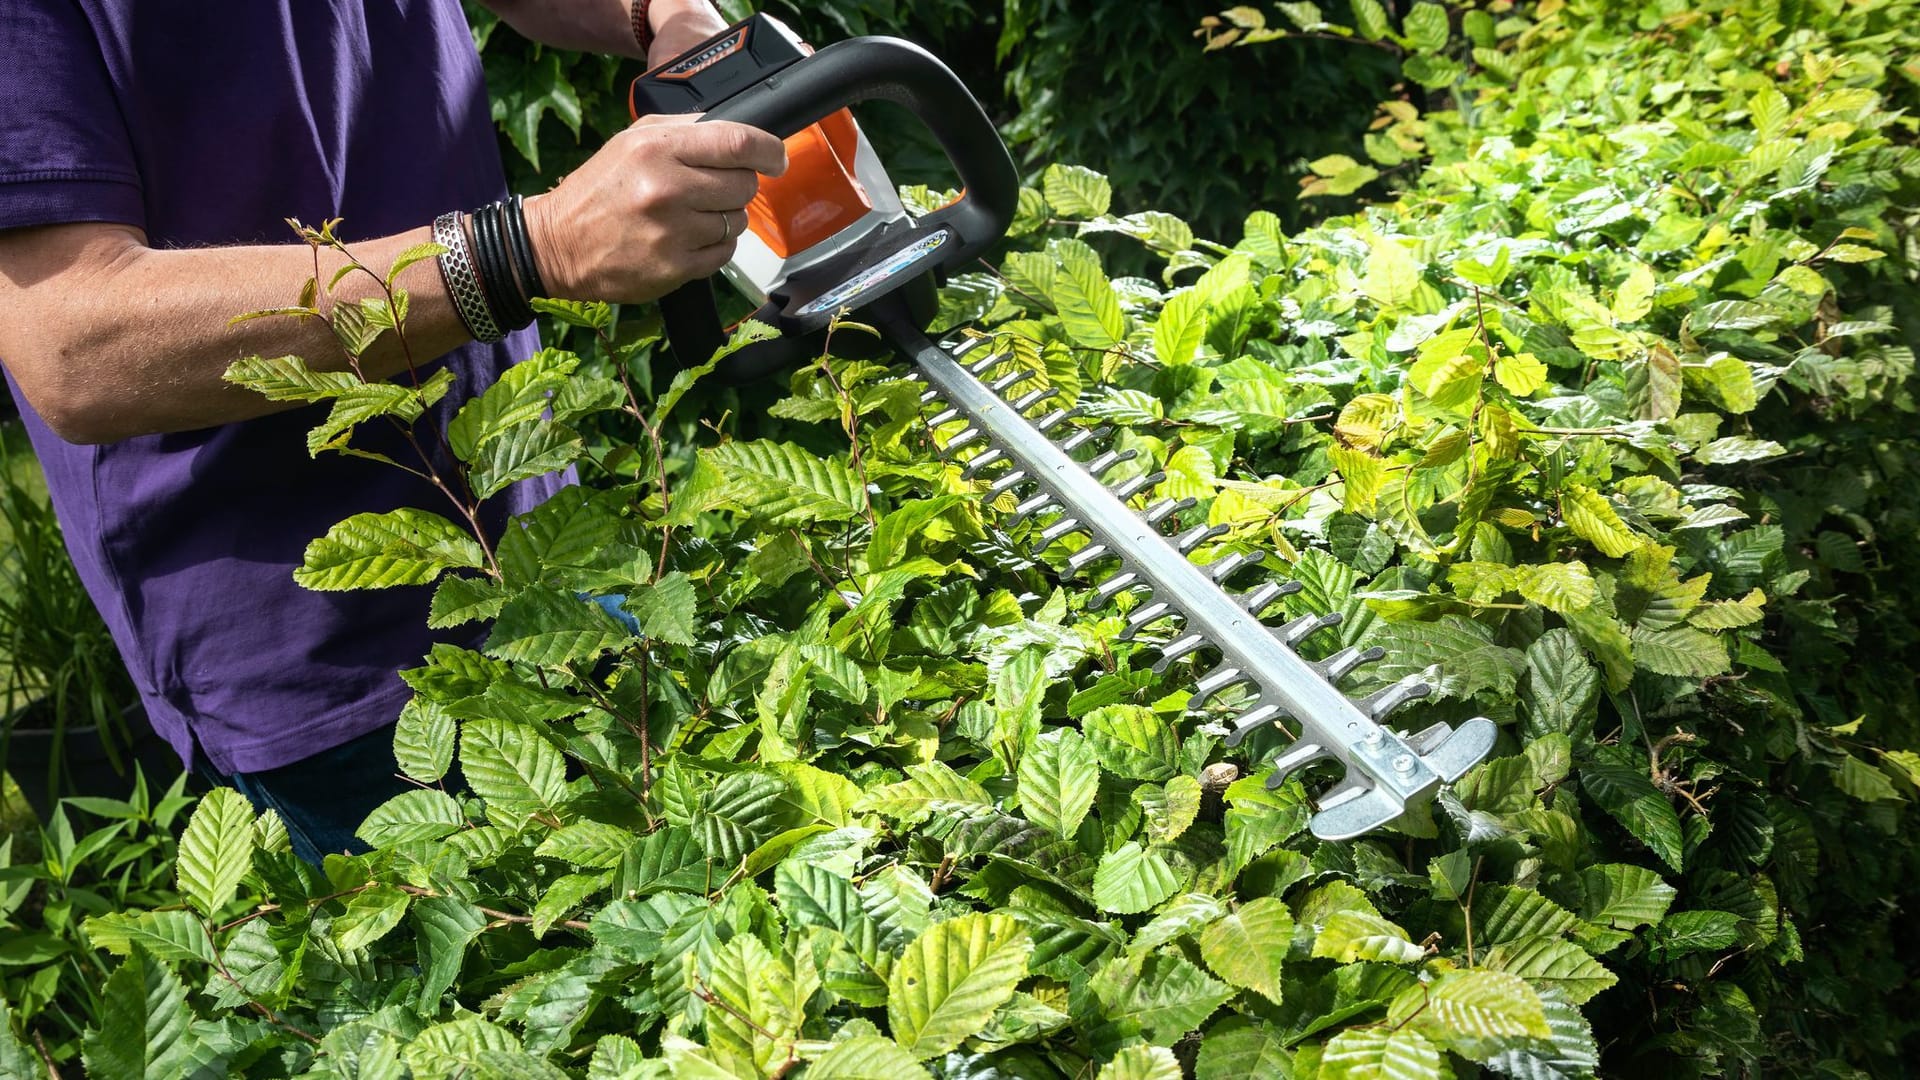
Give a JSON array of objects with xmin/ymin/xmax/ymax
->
[
  {"xmin": 478, "ymin": 0, "xmax": 721, "ymax": 60},
  {"xmin": 0, "ymin": 223, "xmax": 474, "ymax": 443}
]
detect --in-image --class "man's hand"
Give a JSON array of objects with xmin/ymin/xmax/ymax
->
[{"xmin": 524, "ymin": 114, "xmax": 787, "ymax": 304}]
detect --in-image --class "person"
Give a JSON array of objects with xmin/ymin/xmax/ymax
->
[{"xmin": 0, "ymin": 0, "xmax": 787, "ymax": 863}]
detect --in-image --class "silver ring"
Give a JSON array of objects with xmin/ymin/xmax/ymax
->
[{"xmin": 720, "ymin": 210, "xmax": 736, "ymax": 243}]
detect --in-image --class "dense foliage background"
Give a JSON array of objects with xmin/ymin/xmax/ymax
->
[{"xmin": 5, "ymin": 0, "xmax": 1920, "ymax": 1077}]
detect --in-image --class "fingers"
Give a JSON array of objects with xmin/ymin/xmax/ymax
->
[{"xmin": 672, "ymin": 121, "xmax": 789, "ymax": 177}]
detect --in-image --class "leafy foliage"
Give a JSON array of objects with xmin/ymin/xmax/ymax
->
[{"xmin": 54, "ymin": 0, "xmax": 1920, "ymax": 1076}]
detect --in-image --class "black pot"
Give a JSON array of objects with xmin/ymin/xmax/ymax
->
[{"xmin": 3, "ymin": 703, "xmax": 185, "ymax": 819}]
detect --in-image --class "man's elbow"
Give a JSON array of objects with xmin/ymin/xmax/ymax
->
[{"xmin": 10, "ymin": 364, "xmax": 135, "ymax": 445}]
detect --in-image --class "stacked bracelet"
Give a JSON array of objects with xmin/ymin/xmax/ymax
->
[
  {"xmin": 432, "ymin": 196, "xmax": 547, "ymax": 345},
  {"xmin": 630, "ymin": 0, "xmax": 654, "ymax": 55}
]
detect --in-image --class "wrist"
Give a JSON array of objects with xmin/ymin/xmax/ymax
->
[{"xmin": 522, "ymin": 193, "xmax": 577, "ymax": 300}]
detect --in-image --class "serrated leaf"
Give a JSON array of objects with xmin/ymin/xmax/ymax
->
[
  {"xmin": 395, "ymin": 697, "xmax": 457, "ymax": 783},
  {"xmin": 887, "ymin": 912, "xmax": 1033, "ymax": 1060},
  {"xmin": 223, "ymin": 354, "xmax": 359, "ymax": 401},
  {"xmin": 356, "ymin": 788, "xmax": 465, "ymax": 847},
  {"xmin": 1099, "ymin": 1044, "xmax": 1182, "ymax": 1080},
  {"xmin": 1482, "ymin": 937, "xmax": 1618, "ymax": 1005},
  {"xmin": 1560, "ymin": 485, "xmax": 1641, "ymax": 557},
  {"xmin": 82, "ymin": 949, "xmax": 201, "ymax": 1080},
  {"xmin": 85, "ymin": 910, "xmax": 218, "ymax": 965},
  {"xmin": 624, "ymin": 572, "xmax": 698, "ymax": 646},
  {"xmin": 1051, "ymin": 242, "xmax": 1128, "ymax": 349},
  {"xmin": 1515, "ymin": 562, "xmax": 1596, "ymax": 614},
  {"xmin": 1094, "ymin": 842, "xmax": 1183, "ymax": 915},
  {"xmin": 334, "ymin": 883, "xmax": 411, "ymax": 952},
  {"xmin": 485, "ymin": 585, "xmax": 634, "ymax": 667},
  {"xmin": 414, "ymin": 896, "xmax": 488, "ymax": 1009},
  {"xmin": 856, "ymin": 761, "xmax": 991, "ymax": 826},
  {"xmin": 706, "ymin": 440, "xmax": 865, "ymax": 525},
  {"xmin": 1521, "ymin": 629, "xmax": 1598, "ymax": 740},
  {"xmin": 1018, "ymin": 729, "xmax": 1101, "ymax": 838},
  {"xmin": 695, "ymin": 770, "xmax": 789, "ymax": 865},
  {"xmin": 1094, "ymin": 952, "xmax": 1235, "ymax": 1044},
  {"xmin": 1311, "ymin": 910, "xmax": 1425, "ymax": 964},
  {"xmin": 1422, "ymin": 970, "xmax": 1552, "ymax": 1040},
  {"xmin": 1629, "ymin": 626, "xmax": 1730, "ymax": 678},
  {"xmin": 1199, "ymin": 897, "xmax": 1293, "ymax": 1004},
  {"xmin": 1694, "ymin": 436, "xmax": 1786, "ymax": 465},
  {"xmin": 1581, "ymin": 754, "xmax": 1685, "ymax": 871},
  {"xmin": 1579, "ymin": 864, "xmax": 1677, "ymax": 929},
  {"xmin": 1649, "ymin": 910, "xmax": 1742, "ymax": 957},
  {"xmin": 295, "ymin": 509, "xmax": 487, "ymax": 590},
  {"xmin": 176, "ymin": 787, "xmax": 257, "ymax": 916},
  {"xmin": 461, "ymin": 717, "xmax": 567, "ymax": 827},
  {"xmin": 1042, "ymin": 163, "xmax": 1112, "ymax": 218},
  {"xmin": 810, "ymin": 1035, "xmax": 934, "ymax": 1080},
  {"xmin": 1319, "ymin": 1026, "xmax": 1446, "ymax": 1080},
  {"xmin": 449, "ymin": 348, "xmax": 579, "ymax": 460},
  {"xmin": 1364, "ymin": 237, "xmax": 1422, "ymax": 310},
  {"xmin": 1156, "ymin": 289, "xmax": 1209, "ymax": 365},
  {"xmin": 1403, "ymin": 2, "xmax": 1450, "ymax": 51},
  {"xmin": 1494, "ymin": 352, "xmax": 1548, "ymax": 397},
  {"xmin": 1084, "ymin": 705, "xmax": 1178, "ymax": 781}
]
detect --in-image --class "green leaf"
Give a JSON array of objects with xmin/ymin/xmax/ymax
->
[
  {"xmin": 1363, "ymin": 237, "xmax": 1422, "ymax": 310},
  {"xmin": 1094, "ymin": 842, "xmax": 1183, "ymax": 915},
  {"xmin": 705, "ymin": 440, "xmax": 866, "ymax": 525},
  {"xmin": 1092, "ymin": 952, "xmax": 1235, "ymax": 1044},
  {"xmin": 1521, "ymin": 629, "xmax": 1599, "ymax": 740},
  {"xmin": 429, "ymin": 575, "xmax": 508, "ymax": 629},
  {"xmin": 534, "ymin": 821, "xmax": 635, "ymax": 869},
  {"xmin": 1561, "ymin": 485, "xmax": 1641, "ymax": 558},
  {"xmin": 1515, "ymin": 562, "xmax": 1597, "ymax": 614},
  {"xmin": 1629, "ymin": 626, "xmax": 1730, "ymax": 678},
  {"xmin": 334, "ymin": 883, "xmax": 411, "ymax": 952},
  {"xmin": 1581, "ymin": 753, "xmax": 1685, "ymax": 871},
  {"xmin": 414, "ymin": 896, "xmax": 489, "ymax": 1008},
  {"xmin": 1421, "ymin": 970, "xmax": 1552, "ymax": 1040},
  {"xmin": 1350, "ymin": 0, "xmax": 1391, "ymax": 40},
  {"xmin": 1018, "ymin": 729, "xmax": 1101, "ymax": 838},
  {"xmin": 82, "ymin": 948, "xmax": 202, "ymax": 1080},
  {"xmin": 404, "ymin": 1016, "xmax": 523, "ymax": 1077},
  {"xmin": 1199, "ymin": 897, "xmax": 1294, "ymax": 1004},
  {"xmin": 887, "ymin": 912, "xmax": 1033, "ymax": 1060},
  {"xmin": 295, "ymin": 509, "xmax": 487, "ymax": 590},
  {"xmin": 1099, "ymin": 1045, "xmax": 1182, "ymax": 1080},
  {"xmin": 1196, "ymin": 1017, "xmax": 1293, "ymax": 1079},
  {"xmin": 1155, "ymin": 289, "xmax": 1209, "ymax": 365},
  {"xmin": 1084, "ymin": 705, "xmax": 1178, "ymax": 781},
  {"xmin": 0, "ymin": 998, "xmax": 40, "ymax": 1080},
  {"xmin": 624, "ymin": 572, "xmax": 698, "ymax": 646},
  {"xmin": 491, "ymin": 51, "xmax": 582, "ymax": 171},
  {"xmin": 485, "ymin": 585, "xmax": 634, "ymax": 667},
  {"xmin": 395, "ymin": 697, "xmax": 457, "ymax": 783},
  {"xmin": 1403, "ymin": 2, "xmax": 1450, "ymax": 51},
  {"xmin": 1836, "ymin": 755, "xmax": 1902, "ymax": 802},
  {"xmin": 356, "ymin": 788, "xmax": 465, "ymax": 846},
  {"xmin": 694, "ymin": 770, "xmax": 789, "ymax": 865},
  {"xmin": 1482, "ymin": 937, "xmax": 1618, "ymax": 1005},
  {"xmin": 448, "ymin": 348, "xmax": 579, "ymax": 460},
  {"xmin": 1650, "ymin": 910, "xmax": 1743, "ymax": 958},
  {"xmin": 305, "ymin": 383, "xmax": 432, "ymax": 456},
  {"xmin": 223, "ymin": 354, "xmax": 359, "ymax": 402},
  {"xmin": 466, "ymin": 418, "xmax": 584, "ymax": 499},
  {"xmin": 1579, "ymin": 864, "xmax": 1677, "ymax": 929},
  {"xmin": 1050, "ymin": 241, "xmax": 1128, "ymax": 349},
  {"xmin": 1042, "ymin": 163, "xmax": 1113, "ymax": 218},
  {"xmin": 461, "ymin": 717, "xmax": 568, "ymax": 827},
  {"xmin": 810, "ymin": 1035, "xmax": 934, "ymax": 1080},
  {"xmin": 85, "ymin": 910, "xmax": 218, "ymax": 966},
  {"xmin": 1310, "ymin": 910, "xmax": 1424, "ymax": 964},
  {"xmin": 175, "ymin": 787, "xmax": 257, "ymax": 916},
  {"xmin": 856, "ymin": 761, "xmax": 992, "ymax": 826},
  {"xmin": 1693, "ymin": 436, "xmax": 1786, "ymax": 465},
  {"xmin": 1318, "ymin": 1027, "xmax": 1446, "ymax": 1080}
]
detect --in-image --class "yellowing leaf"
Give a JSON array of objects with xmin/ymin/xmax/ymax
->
[
  {"xmin": 1493, "ymin": 351, "xmax": 1549, "ymax": 397},
  {"xmin": 1561, "ymin": 485, "xmax": 1642, "ymax": 558}
]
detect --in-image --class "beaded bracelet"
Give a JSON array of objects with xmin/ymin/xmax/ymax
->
[{"xmin": 630, "ymin": 0, "xmax": 654, "ymax": 55}]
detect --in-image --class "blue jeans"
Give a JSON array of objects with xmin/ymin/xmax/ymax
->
[{"xmin": 198, "ymin": 724, "xmax": 412, "ymax": 865}]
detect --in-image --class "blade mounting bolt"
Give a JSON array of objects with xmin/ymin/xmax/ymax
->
[{"xmin": 1391, "ymin": 754, "xmax": 1414, "ymax": 774}]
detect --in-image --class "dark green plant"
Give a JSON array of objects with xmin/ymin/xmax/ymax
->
[
  {"xmin": 43, "ymin": 1, "xmax": 1920, "ymax": 1077},
  {"xmin": 0, "ymin": 772, "xmax": 198, "ymax": 1075},
  {"xmin": 0, "ymin": 428, "xmax": 139, "ymax": 805}
]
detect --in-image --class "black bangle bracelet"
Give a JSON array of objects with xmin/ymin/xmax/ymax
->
[
  {"xmin": 504, "ymin": 196, "xmax": 548, "ymax": 300},
  {"xmin": 463, "ymin": 209, "xmax": 513, "ymax": 332},
  {"xmin": 473, "ymin": 203, "xmax": 533, "ymax": 331}
]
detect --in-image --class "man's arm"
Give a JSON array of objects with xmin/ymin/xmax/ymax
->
[
  {"xmin": 478, "ymin": 0, "xmax": 728, "ymax": 63},
  {"xmin": 0, "ymin": 117, "xmax": 785, "ymax": 444}
]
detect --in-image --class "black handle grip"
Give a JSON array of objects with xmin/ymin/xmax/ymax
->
[{"xmin": 700, "ymin": 36, "xmax": 1018, "ymax": 269}]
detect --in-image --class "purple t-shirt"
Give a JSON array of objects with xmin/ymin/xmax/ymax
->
[{"xmin": 0, "ymin": 1, "xmax": 563, "ymax": 773}]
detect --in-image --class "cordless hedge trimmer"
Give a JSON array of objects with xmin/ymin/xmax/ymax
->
[{"xmin": 629, "ymin": 15, "xmax": 1497, "ymax": 840}]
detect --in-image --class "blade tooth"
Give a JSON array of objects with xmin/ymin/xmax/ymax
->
[
  {"xmin": 1035, "ymin": 406, "xmax": 1084, "ymax": 433},
  {"xmin": 920, "ymin": 388, "xmax": 942, "ymax": 405},
  {"xmin": 1223, "ymin": 703, "xmax": 1282, "ymax": 747},
  {"xmin": 1267, "ymin": 740, "xmax": 1335, "ymax": 788},
  {"xmin": 1011, "ymin": 386, "xmax": 1058, "ymax": 412},
  {"xmin": 960, "ymin": 448, "xmax": 1007, "ymax": 479},
  {"xmin": 1065, "ymin": 543, "xmax": 1111, "ymax": 576},
  {"xmin": 1032, "ymin": 517, "xmax": 1083, "ymax": 552},
  {"xmin": 1149, "ymin": 632, "xmax": 1209, "ymax": 674},
  {"xmin": 944, "ymin": 428, "xmax": 985, "ymax": 452},
  {"xmin": 950, "ymin": 336, "xmax": 992, "ymax": 359},
  {"xmin": 1144, "ymin": 496, "xmax": 1197, "ymax": 526},
  {"xmin": 1205, "ymin": 551, "xmax": 1254, "ymax": 582},
  {"xmin": 1315, "ymin": 645, "xmax": 1386, "ymax": 683},
  {"xmin": 1175, "ymin": 523, "xmax": 1230, "ymax": 553},
  {"xmin": 1090, "ymin": 571, "xmax": 1141, "ymax": 610},
  {"xmin": 1278, "ymin": 610, "xmax": 1343, "ymax": 648},
  {"xmin": 1110, "ymin": 470, "xmax": 1164, "ymax": 501},
  {"xmin": 1239, "ymin": 580, "xmax": 1290, "ymax": 616},
  {"xmin": 985, "ymin": 470, "xmax": 1030, "ymax": 499},
  {"xmin": 989, "ymin": 368, "xmax": 1037, "ymax": 394},
  {"xmin": 1009, "ymin": 495, "xmax": 1057, "ymax": 526},
  {"xmin": 926, "ymin": 407, "xmax": 962, "ymax": 428},
  {"xmin": 967, "ymin": 352, "xmax": 1004, "ymax": 375},
  {"xmin": 1057, "ymin": 425, "xmax": 1112, "ymax": 453},
  {"xmin": 1358, "ymin": 676, "xmax": 1433, "ymax": 721},
  {"xmin": 1119, "ymin": 601, "xmax": 1175, "ymax": 640},
  {"xmin": 1188, "ymin": 665, "xmax": 1247, "ymax": 709},
  {"xmin": 1086, "ymin": 448, "xmax": 1140, "ymax": 478}
]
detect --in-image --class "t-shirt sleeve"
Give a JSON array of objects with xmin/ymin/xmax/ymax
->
[{"xmin": 0, "ymin": 1, "xmax": 143, "ymax": 231}]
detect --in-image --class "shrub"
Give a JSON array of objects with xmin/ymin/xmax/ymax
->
[{"xmin": 41, "ymin": 1, "xmax": 1920, "ymax": 1077}]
